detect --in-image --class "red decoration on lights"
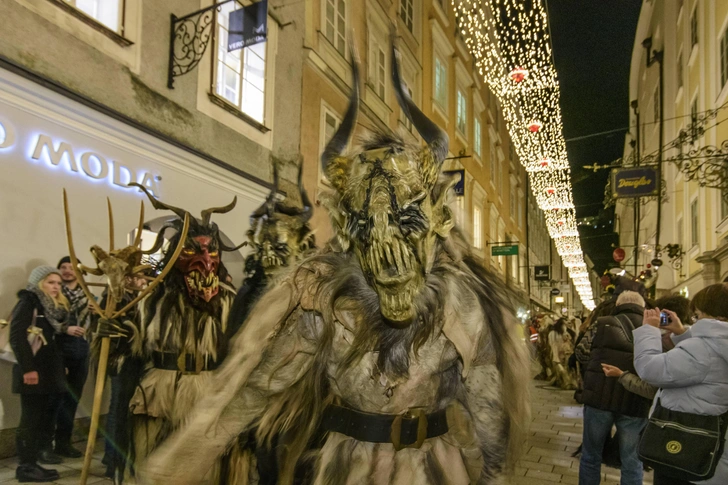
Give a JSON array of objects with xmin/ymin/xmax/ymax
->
[
  {"xmin": 528, "ymin": 120, "xmax": 543, "ymax": 133},
  {"xmin": 509, "ymin": 67, "xmax": 528, "ymax": 83},
  {"xmin": 545, "ymin": 187, "xmax": 556, "ymax": 195},
  {"xmin": 540, "ymin": 157, "xmax": 551, "ymax": 167}
]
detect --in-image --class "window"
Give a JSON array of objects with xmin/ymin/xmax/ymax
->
[
  {"xmin": 509, "ymin": 143, "xmax": 515, "ymax": 162},
  {"xmin": 510, "ymin": 181, "xmax": 517, "ymax": 220},
  {"xmin": 677, "ymin": 49, "xmax": 683, "ymax": 90},
  {"xmin": 474, "ymin": 118, "xmax": 482, "ymax": 157},
  {"xmin": 490, "ymin": 144, "xmax": 497, "ymax": 185},
  {"xmin": 215, "ymin": 4, "xmax": 267, "ymax": 123},
  {"xmin": 677, "ymin": 0, "xmax": 684, "ymax": 18},
  {"xmin": 325, "ymin": 0, "xmax": 346, "ymax": 56},
  {"xmin": 473, "ymin": 206, "xmax": 483, "ymax": 249},
  {"xmin": 677, "ymin": 216, "xmax": 683, "ymax": 250},
  {"xmin": 400, "ymin": 0, "xmax": 414, "ymax": 33},
  {"xmin": 691, "ymin": 95, "xmax": 699, "ymax": 139},
  {"xmin": 434, "ymin": 56, "xmax": 448, "ymax": 109},
  {"xmin": 690, "ymin": 6, "xmax": 698, "ymax": 49},
  {"xmin": 320, "ymin": 106, "xmax": 341, "ymax": 183},
  {"xmin": 64, "ymin": 0, "xmax": 123, "ymax": 33},
  {"xmin": 691, "ymin": 199, "xmax": 699, "ymax": 247},
  {"xmin": 653, "ymin": 88, "xmax": 659, "ymax": 123},
  {"xmin": 721, "ymin": 31, "xmax": 728, "ymax": 89},
  {"xmin": 494, "ymin": 108, "xmax": 500, "ymax": 132},
  {"xmin": 456, "ymin": 89, "xmax": 467, "ymax": 135},
  {"xmin": 455, "ymin": 195, "xmax": 465, "ymax": 228},
  {"xmin": 369, "ymin": 39, "xmax": 386, "ymax": 99}
]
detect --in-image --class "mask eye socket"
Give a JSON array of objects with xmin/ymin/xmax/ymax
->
[
  {"xmin": 182, "ymin": 248, "xmax": 195, "ymax": 256},
  {"xmin": 209, "ymin": 251, "xmax": 219, "ymax": 257}
]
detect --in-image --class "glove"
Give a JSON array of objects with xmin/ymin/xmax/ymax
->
[
  {"xmin": 97, "ymin": 318, "xmax": 131, "ymax": 340},
  {"xmin": 567, "ymin": 353, "xmax": 577, "ymax": 370}
]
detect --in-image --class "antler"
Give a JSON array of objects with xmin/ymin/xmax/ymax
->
[
  {"xmin": 107, "ymin": 198, "xmax": 115, "ymax": 251},
  {"xmin": 201, "ymin": 197, "xmax": 238, "ymax": 226},
  {"xmin": 133, "ymin": 200, "xmax": 145, "ymax": 248},
  {"xmin": 63, "ymin": 189, "xmax": 104, "ymax": 316},
  {"xmin": 111, "ymin": 214, "xmax": 191, "ymax": 318}
]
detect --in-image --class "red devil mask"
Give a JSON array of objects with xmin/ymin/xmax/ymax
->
[{"xmin": 175, "ymin": 236, "xmax": 220, "ymax": 302}]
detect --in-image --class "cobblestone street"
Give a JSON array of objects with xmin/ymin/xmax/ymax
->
[
  {"xmin": 0, "ymin": 379, "xmax": 655, "ymax": 485},
  {"xmin": 511, "ymin": 380, "xmax": 654, "ymax": 485}
]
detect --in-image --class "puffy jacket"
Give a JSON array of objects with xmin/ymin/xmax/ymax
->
[
  {"xmin": 634, "ymin": 319, "xmax": 728, "ymax": 485},
  {"xmin": 581, "ymin": 303, "xmax": 652, "ymax": 417}
]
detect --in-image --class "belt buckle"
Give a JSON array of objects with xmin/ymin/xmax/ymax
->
[
  {"xmin": 177, "ymin": 352, "xmax": 203, "ymax": 375},
  {"xmin": 390, "ymin": 409, "xmax": 427, "ymax": 451}
]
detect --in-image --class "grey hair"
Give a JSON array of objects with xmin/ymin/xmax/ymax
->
[{"xmin": 616, "ymin": 290, "xmax": 645, "ymax": 308}]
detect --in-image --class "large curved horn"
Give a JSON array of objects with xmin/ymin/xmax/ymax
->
[
  {"xmin": 391, "ymin": 33, "xmax": 448, "ymax": 163},
  {"xmin": 129, "ymin": 183, "xmax": 190, "ymax": 221},
  {"xmin": 219, "ymin": 240, "xmax": 247, "ymax": 252},
  {"xmin": 201, "ymin": 197, "xmax": 238, "ymax": 226},
  {"xmin": 321, "ymin": 43, "xmax": 360, "ymax": 176},
  {"xmin": 140, "ymin": 222, "xmax": 177, "ymax": 255},
  {"xmin": 250, "ymin": 164, "xmax": 279, "ymax": 219},
  {"xmin": 297, "ymin": 162, "xmax": 313, "ymax": 222}
]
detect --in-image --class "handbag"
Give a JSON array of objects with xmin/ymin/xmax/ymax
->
[
  {"xmin": 638, "ymin": 397, "xmax": 728, "ymax": 482},
  {"xmin": 26, "ymin": 310, "xmax": 46, "ymax": 356}
]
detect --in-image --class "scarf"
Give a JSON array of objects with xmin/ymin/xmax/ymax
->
[{"xmin": 26, "ymin": 285, "xmax": 69, "ymax": 334}]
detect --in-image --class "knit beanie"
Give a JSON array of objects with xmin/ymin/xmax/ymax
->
[
  {"xmin": 57, "ymin": 256, "xmax": 80, "ymax": 269},
  {"xmin": 28, "ymin": 266, "xmax": 61, "ymax": 287}
]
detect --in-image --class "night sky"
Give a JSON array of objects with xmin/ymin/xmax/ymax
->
[{"xmin": 546, "ymin": 1, "xmax": 642, "ymax": 272}]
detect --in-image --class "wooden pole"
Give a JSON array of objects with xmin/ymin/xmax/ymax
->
[{"xmin": 80, "ymin": 293, "xmax": 115, "ymax": 485}]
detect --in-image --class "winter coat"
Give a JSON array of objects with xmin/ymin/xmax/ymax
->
[
  {"xmin": 581, "ymin": 303, "xmax": 652, "ymax": 417},
  {"xmin": 58, "ymin": 285, "xmax": 90, "ymax": 360},
  {"xmin": 634, "ymin": 319, "xmax": 728, "ymax": 485},
  {"xmin": 617, "ymin": 371, "xmax": 658, "ymax": 400},
  {"xmin": 9, "ymin": 290, "xmax": 67, "ymax": 394}
]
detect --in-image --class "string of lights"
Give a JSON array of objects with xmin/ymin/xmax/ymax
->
[{"xmin": 453, "ymin": 0, "xmax": 596, "ymax": 309}]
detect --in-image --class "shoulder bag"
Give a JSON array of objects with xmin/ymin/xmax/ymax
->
[{"xmin": 638, "ymin": 396, "xmax": 728, "ymax": 482}]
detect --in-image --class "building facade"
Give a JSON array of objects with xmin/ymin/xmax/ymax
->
[
  {"xmin": 0, "ymin": 0, "xmax": 306, "ymax": 452},
  {"xmin": 616, "ymin": 0, "xmax": 728, "ymax": 298}
]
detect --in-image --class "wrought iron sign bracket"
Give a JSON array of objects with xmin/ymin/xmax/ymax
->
[{"xmin": 167, "ymin": 0, "xmax": 242, "ymax": 89}]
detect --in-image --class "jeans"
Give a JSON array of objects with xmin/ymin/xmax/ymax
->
[
  {"xmin": 55, "ymin": 356, "xmax": 89, "ymax": 446},
  {"xmin": 579, "ymin": 405, "xmax": 647, "ymax": 485}
]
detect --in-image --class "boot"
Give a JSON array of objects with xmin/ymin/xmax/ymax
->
[
  {"xmin": 55, "ymin": 442, "xmax": 83, "ymax": 458},
  {"xmin": 15, "ymin": 464, "xmax": 57, "ymax": 483},
  {"xmin": 37, "ymin": 449, "xmax": 62, "ymax": 465}
]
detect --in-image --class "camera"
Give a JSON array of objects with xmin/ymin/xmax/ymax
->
[{"xmin": 660, "ymin": 312, "xmax": 670, "ymax": 326}]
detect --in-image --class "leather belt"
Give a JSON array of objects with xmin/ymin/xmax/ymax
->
[
  {"xmin": 321, "ymin": 404, "xmax": 448, "ymax": 451},
  {"xmin": 151, "ymin": 351, "xmax": 219, "ymax": 374}
]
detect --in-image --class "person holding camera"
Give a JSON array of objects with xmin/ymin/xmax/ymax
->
[{"xmin": 634, "ymin": 283, "xmax": 728, "ymax": 485}]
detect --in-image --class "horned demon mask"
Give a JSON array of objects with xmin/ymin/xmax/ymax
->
[
  {"xmin": 320, "ymin": 38, "xmax": 455, "ymax": 326},
  {"xmin": 247, "ymin": 164, "xmax": 314, "ymax": 276},
  {"xmin": 133, "ymin": 184, "xmax": 244, "ymax": 304}
]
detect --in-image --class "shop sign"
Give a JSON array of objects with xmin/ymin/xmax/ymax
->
[
  {"xmin": 0, "ymin": 117, "xmax": 161, "ymax": 196},
  {"xmin": 228, "ymin": 0, "xmax": 268, "ymax": 52},
  {"xmin": 611, "ymin": 167, "xmax": 659, "ymax": 198},
  {"xmin": 443, "ymin": 169, "xmax": 465, "ymax": 196},
  {"xmin": 534, "ymin": 265, "xmax": 550, "ymax": 281},
  {"xmin": 613, "ymin": 247, "xmax": 626, "ymax": 262},
  {"xmin": 491, "ymin": 244, "xmax": 518, "ymax": 256}
]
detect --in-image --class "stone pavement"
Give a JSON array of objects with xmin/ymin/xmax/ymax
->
[
  {"xmin": 0, "ymin": 380, "xmax": 654, "ymax": 485},
  {"xmin": 510, "ymin": 380, "xmax": 654, "ymax": 485}
]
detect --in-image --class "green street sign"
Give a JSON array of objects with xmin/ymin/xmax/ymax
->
[{"xmin": 491, "ymin": 244, "xmax": 519, "ymax": 256}]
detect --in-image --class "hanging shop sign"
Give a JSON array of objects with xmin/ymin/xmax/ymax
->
[
  {"xmin": 613, "ymin": 247, "xmax": 626, "ymax": 263},
  {"xmin": 534, "ymin": 265, "xmax": 551, "ymax": 281},
  {"xmin": 228, "ymin": 0, "xmax": 268, "ymax": 52},
  {"xmin": 491, "ymin": 244, "xmax": 518, "ymax": 256},
  {"xmin": 550, "ymin": 288, "xmax": 561, "ymax": 296},
  {"xmin": 611, "ymin": 167, "xmax": 659, "ymax": 198},
  {"xmin": 0, "ymin": 117, "xmax": 161, "ymax": 195},
  {"xmin": 443, "ymin": 169, "xmax": 465, "ymax": 196}
]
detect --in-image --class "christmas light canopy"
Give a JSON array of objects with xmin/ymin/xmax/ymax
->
[{"xmin": 453, "ymin": 0, "xmax": 595, "ymax": 308}]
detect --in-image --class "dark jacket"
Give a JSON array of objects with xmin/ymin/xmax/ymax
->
[
  {"xmin": 57, "ymin": 285, "xmax": 90, "ymax": 360},
  {"xmin": 581, "ymin": 303, "xmax": 652, "ymax": 417},
  {"xmin": 10, "ymin": 290, "xmax": 67, "ymax": 394}
]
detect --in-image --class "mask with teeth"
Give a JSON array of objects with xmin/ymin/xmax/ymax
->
[
  {"xmin": 132, "ymin": 184, "xmax": 246, "ymax": 305},
  {"xmin": 320, "ymin": 38, "xmax": 454, "ymax": 326},
  {"xmin": 247, "ymin": 164, "xmax": 315, "ymax": 277}
]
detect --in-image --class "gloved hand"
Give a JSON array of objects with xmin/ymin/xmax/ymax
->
[
  {"xmin": 97, "ymin": 318, "xmax": 130, "ymax": 340},
  {"xmin": 567, "ymin": 353, "xmax": 577, "ymax": 370}
]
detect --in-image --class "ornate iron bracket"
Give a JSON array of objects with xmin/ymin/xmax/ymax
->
[
  {"xmin": 667, "ymin": 140, "xmax": 728, "ymax": 200},
  {"xmin": 167, "ymin": 0, "xmax": 241, "ymax": 89}
]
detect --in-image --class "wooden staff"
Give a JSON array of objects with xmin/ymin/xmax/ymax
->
[{"xmin": 63, "ymin": 190, "xmax": 189, "ymax": 485}]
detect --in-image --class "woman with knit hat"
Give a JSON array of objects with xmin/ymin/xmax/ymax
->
[{"xmin": 9, "ymin": 265, "xmax": 69, "ymax": 482}]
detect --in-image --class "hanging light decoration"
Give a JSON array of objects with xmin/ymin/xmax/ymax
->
[
  {"xmin": 509, "ymin": 66, "xmax": 529, "ymax": 83},
  {"xmin": 453, "ymin": 0, "xmax": 596, "ymax": 308}
]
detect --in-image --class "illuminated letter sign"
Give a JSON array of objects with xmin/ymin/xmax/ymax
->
[
  {"xmin": 611, "ymin": 167, "xmax": 659, "ymax": 198},
  {"xmin": 0, "ymin": 118, "xmax": 16, "ymax": 149}
]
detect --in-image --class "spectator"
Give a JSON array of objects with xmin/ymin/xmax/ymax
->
[
  {"xmin": 634, "ymin": 284, "xmax": 728, "ymax": 485},
  {"xmin": 52, "ymin": 256, "xmax": 89, "ymax": 460},
  {"xmin": 548, "ymin": 318, "xmax": 577, "ymax": 390},
  {"xmin": 599, "ymin": 294, "xmax": 691, "ymax": 400},
  {"xmin": 9, "ymin": 266, "xmax": 69, "ymax": 482},
  {"xmin": 574, "ymin": 299, "xmax": 617, "ymax": 370},
  {"xmin": 579, "ymin": 291, "xmax": 652, "ymax": 485}
]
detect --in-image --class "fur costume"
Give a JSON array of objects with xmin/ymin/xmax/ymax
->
[
  {"xmin": 104, "ymin": 187, "xmax": 246, "ymax": 484},
  {"xmin": 140, "ymin": 38, "xmax": 530, "ymax": 485}
]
